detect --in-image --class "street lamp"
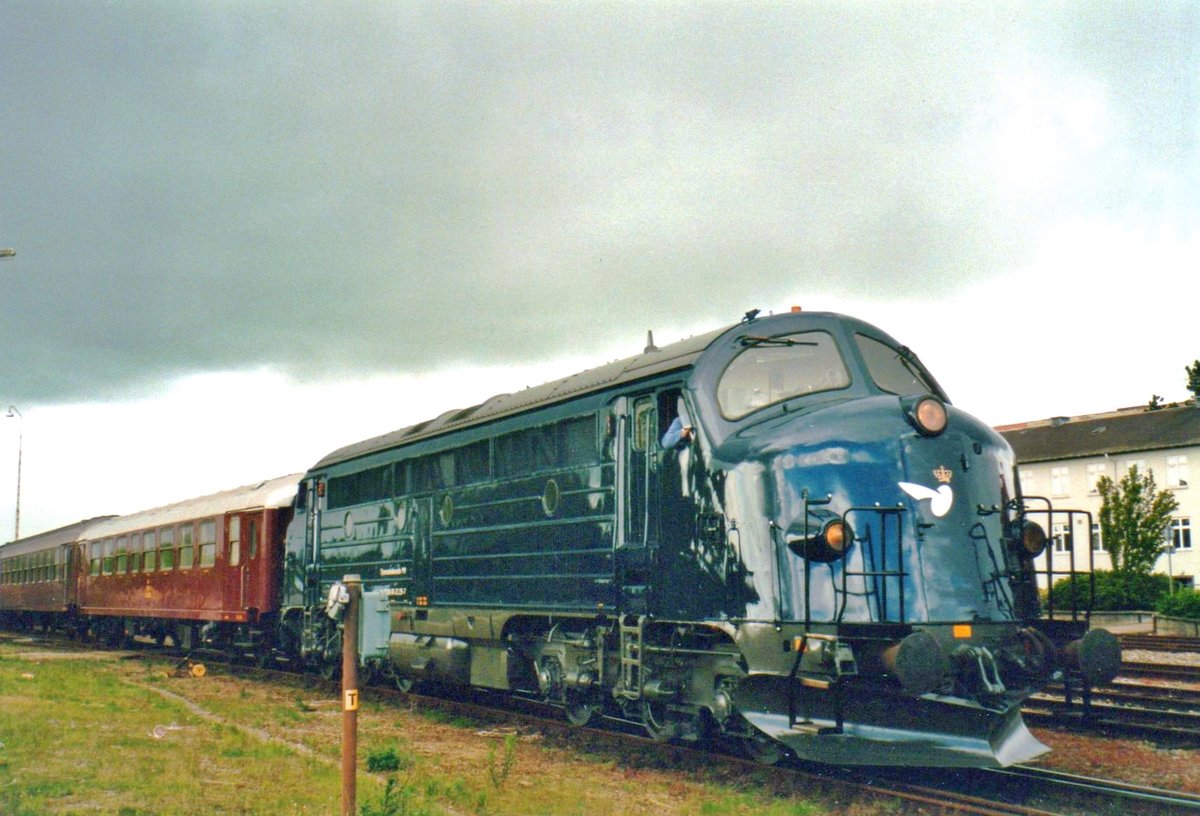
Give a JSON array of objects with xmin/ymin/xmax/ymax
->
[
  {"xmin": 0, "ymin": 248, "xmax": 15, "ymax": 259},
  {"xmin": 5, "ymin": 406, "xmax": 21, "ymax": 540}
]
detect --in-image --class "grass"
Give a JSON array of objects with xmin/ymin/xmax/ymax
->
[{"xmin": 0, "ymin": 639, "xmax": 885, "ymax": 815}]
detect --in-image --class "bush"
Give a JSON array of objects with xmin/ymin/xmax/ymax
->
[
  {"xmin": 1156, "ymin": 589, "xmax": 1200, "ymax": 620},
  {"xmin": 1046, "ymin": 570, "xmax": 1171, "ymax": 612}
]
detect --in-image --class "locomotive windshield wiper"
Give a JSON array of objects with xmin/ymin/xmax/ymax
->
[{"xmin": 739, "ymin": 335, "xmax": 818, "ymax": 348}]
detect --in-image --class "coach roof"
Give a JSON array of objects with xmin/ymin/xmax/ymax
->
[
  {"xmin": 0, "ymin": 516, "xmax": 116, "ymax": 556},
  {"xmin": 83, "ymin": 474, "xmax": 301, "ymax": 541}
]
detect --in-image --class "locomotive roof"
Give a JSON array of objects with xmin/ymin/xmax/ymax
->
[
  {"xmin": 0, "ymin": 516, "xmax": 116, "ymax": 556},
  {"xmin": 314, "ymin": 324, "xmax": 730, "ymax": 468},
  {"xmin": 82, "ymin": 473, "xmax": 301, "ymax": 540}
]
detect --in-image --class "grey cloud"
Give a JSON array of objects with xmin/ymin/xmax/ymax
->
[{"xmin": 1, "ymin": 2, "xmax": 1195, "ymax": 404}]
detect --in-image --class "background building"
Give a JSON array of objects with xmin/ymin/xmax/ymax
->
[{"xmin": 999, "ymin": 403, "xmax": 1198, "ymax": 589}]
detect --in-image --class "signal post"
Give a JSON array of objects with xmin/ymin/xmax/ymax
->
[{"xmin": 339, "ymin": 575, "xmax": 361, "ymax": 816}]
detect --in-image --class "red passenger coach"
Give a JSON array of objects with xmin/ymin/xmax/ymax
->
[
  {"xmin": 0, "ymin": 518, "xmax": 110, "ymax": 629},
  {"xmin": 76, "ymin": 475, "xmax": 299, "ymax": 654}
]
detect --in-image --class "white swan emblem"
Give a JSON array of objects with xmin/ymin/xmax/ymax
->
[{"xmin": 898, "ymin": 482, "xmax": 954, "ymax": 518}]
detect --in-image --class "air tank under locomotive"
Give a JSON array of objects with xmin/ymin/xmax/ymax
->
[{"xmin": 287, "ymin": 309, "xmax": 1120, "ymax": 767}]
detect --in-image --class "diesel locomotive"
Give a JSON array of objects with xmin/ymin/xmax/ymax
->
[{"xmin": 1, "ymin": 308, "xmax": 1120, "ymax": 767}]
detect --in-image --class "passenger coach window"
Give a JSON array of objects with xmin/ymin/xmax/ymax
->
[
  {"xmin": 855, "ymin": 334, "xmax": 943, "ymax": 398},
  {"xmin": 179, "ymin": 525, "xmax": 194, "ymax": 569},
  {"xmin": 159, "ymin": 528, "xmax": 175, "ymax": 570},
  {"xmin": 199, "ymin": 521, "xmax": 217, "ymax": 567},
  {"xmin": 143, "ymin": 530, "xmax": 157, "ymax": 572},
  {"xmin": 101, "ymin": 539, "xmax": 115, "ymax": 575},
  {"xmin": 228, "ymin": 517, "xmax": 241, "ymax": 567},
  {"xmin": 717, "ymin": 331, "xmax": 850, "ymax": 420}
]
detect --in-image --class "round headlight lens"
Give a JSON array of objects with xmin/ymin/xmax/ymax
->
[
  {"xmin": 823, "ymin": 520, "xmax": 849, "ymax": 554},
  {"xmin": 1021, "ymin": 521, "xmax": 1048, "ymax": 557},
  {"xmin": 914, "ymin": 397, "xmax": 948, "ymax": 435}
]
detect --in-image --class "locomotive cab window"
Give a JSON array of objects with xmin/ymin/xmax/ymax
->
[
  {"xmin": 717, "ymin": 331, "xmax": 850, "ymax": 419},
  {"xmin": 855, "ymin": 334, "xmax": 944, "ymax": 399}
]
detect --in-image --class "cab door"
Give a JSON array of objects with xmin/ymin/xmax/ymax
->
[{"xmin": 617, "ymin": 394, "xmax": 658, "ymax": 612}]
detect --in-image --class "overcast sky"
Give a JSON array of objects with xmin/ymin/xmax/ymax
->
[{"xmin": 1, "ymin": 2, "xmax": 1197, "ymax": 538}]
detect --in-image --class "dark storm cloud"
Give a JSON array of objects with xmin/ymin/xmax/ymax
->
[{"xmin": 1, "ymin": 2, "xmax": 1196, "ymax": 403}]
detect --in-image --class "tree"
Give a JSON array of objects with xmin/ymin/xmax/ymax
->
[
  {"xmin": 1187, "ymin": 360, "xmax": 1200, "ymax": 401},
  {"xmin": 1096, "ymin": 464, "xmax": 1178, "ymax": 576}
]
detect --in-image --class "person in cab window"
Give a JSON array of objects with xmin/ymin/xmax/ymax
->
[{"xmin": 661, "ymin": 398, "xmax": 694, "ymax": 450}]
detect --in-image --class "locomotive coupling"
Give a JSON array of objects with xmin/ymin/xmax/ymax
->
[{"xmin": 1061, "ymin": 628, "xmax": 1121, "ymax": 685}]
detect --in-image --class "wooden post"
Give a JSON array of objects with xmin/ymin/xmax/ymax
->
[{"xmin": 340, "ymin": 575, "xmax": 361, "ymax": 816}]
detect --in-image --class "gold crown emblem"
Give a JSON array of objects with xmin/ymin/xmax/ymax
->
[{"xmin": 933, "ymin": 465, "xmax": 953, "ymax": 484}]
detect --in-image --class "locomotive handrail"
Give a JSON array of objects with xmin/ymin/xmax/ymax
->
[
  {"xmin": 1020, "ymin": 496, "xmax": 1096, "ymax": 622},
  {"xmin": 840, "ymin": 506, "xmax": 908, "ymax": 626}
]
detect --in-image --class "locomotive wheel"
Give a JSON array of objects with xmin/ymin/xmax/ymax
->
[
  {"xmin": 641, "ymin": 699, "xmax": 679, "ymax": 742},
  {"xmin": 564, "ymin": 691, "xmax": 601, "ymax": 727}
]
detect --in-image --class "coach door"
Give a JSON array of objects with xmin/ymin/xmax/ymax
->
[{"xmin": 225, "ymin": 513, "xmax": 261, "ymax": 615}]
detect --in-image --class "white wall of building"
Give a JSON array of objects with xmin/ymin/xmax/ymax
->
[{"xmin": 1021, "ymin": 445, "xmax": 1196, "ymax": 588}]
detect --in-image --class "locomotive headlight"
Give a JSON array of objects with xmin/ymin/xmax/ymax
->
[
  {"xmin": 788, "ymin": 519, "xmax": 853, "ymax": 562},
  {"xmin": 902, "ymin": 394, "xmax": 948, "ymax": 436},
  {"xmin": 1019, "ymin": 521, "xmax": 1048, "ymax": 558}
]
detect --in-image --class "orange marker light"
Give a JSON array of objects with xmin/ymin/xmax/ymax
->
[{"xmin": 952, "ymin": 624, "xmax": 972, "ymax": 639}]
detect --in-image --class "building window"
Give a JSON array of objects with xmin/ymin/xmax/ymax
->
[
  {"xmin": 1091, "ymin": 522, "xmax": 1103, "ymax": 551},
  {"xmin": 1019, "ymin": 469, "xmax": 1036, "ymax": 494},
  {"xmin": 1124, "ymin": 459, "xmax": 1147, "ymax": 479},
  {"xmin": 1171, "ymin": 518, "xmax": 1192, "ymax": 550},
  {"xmin": 1052, "ymin": 523, "xmax": 1071, "ymax": 553},
  {"xmin": 1167, "ymin": 455, "xmax": 1189, "ymax": 489},
  {"xmin": 1050, "ymin": 466, "xmax": 1069, "ymax": 498},
  {"xmin": 1086, "ymin": 463, "xmax": 1108, "ymax": 495}
]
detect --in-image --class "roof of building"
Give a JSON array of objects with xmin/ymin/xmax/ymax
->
[{"xmin": 998, "ymin": 402, "xmax": 1200, "ymax": 464}]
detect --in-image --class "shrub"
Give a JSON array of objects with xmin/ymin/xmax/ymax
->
[
  {"xmin": 1046, "ymin": 570, "xmax": 1171, "ymax": 612},
  {"xmin": 366, "ymin": 745, "xmax": 411, "ymax": 774},
  {"xmin": 1156, "ymin": 589, "xmax": 1200, "ymax": 620}
]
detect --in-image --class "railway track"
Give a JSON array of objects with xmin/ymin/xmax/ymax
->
[
  {"xmin": 7, "ymin": 630, "xmax": 1200, "ymax": 814},
  {"xmin": 1119, "ymin": 634, "xmax": 1200, "ymax": 653}
]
